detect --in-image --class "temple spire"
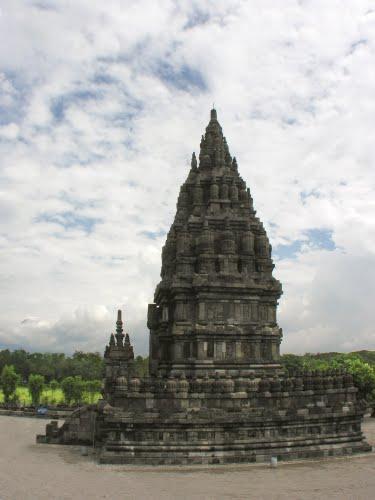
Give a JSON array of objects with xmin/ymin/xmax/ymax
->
[
  {"xmin": 115, "ymin": 309, "xmax": 125, "ymax": 347},
  {"xmin": 198, "ymin": 108, "xmax": 228, "ymax": 170},
  {"xmin": 210, "ymin": 108, "xmax": 217, "ymax": 121}
]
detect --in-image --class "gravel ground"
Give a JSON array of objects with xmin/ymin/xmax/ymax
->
[{"xmin": 0, "ymin": 416, "xmax": 374, "ymax": 500}]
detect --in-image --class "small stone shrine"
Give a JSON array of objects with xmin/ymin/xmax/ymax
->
[{"xmin": 38, "ymin": 109, "xmax": 371, "ymax": 464}]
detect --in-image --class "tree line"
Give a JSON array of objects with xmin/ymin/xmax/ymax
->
[
  {"xmin": 0, "ymin": 349, "xmax": 149, "ymax": 383},
  {"xmin": 0, "ymin": 349, "xmax": 374, "ymax": 406},
  {"xmin": 0, "ymin": 366, "xmax": 103, "ymax": 406},
  {"xmin": 280, "ymin": 351, "xmax": 375, "ymax": 401},
  {"xmin": 0, "ymin": 349, "xmax": 149, "ymax": 407}
]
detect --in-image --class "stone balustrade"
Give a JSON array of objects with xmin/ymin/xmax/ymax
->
[{"xmin": 113, "ymin": 369, "xmax": 355, "ymax": 400}]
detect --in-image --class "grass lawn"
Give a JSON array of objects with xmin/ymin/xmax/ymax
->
[{"xmin": 0, "ymin": 386, "xmax": 101, "ymax": 406}]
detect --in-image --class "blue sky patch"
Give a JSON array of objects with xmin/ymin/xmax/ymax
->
[
  {"xmin": 273, "ymin": 240, "xmax": 302, "ymax": 260},
  {"xmin": 274, "ymin": 228, "xmax": 336, "ymax": 260},
  {"xmin": 0, "ymin": 71, "xmax": 29, "ymax": 125},
  {"xmin": 31, "ymin": 1, "xmax": 58, "ymax": 10},
  {"xmin": 300, "ymin": 189, "xmax": 321, "ymax": 205},
  {"xmin": 54, "ymin": 151, "xmax": 105, "ymax": 168},
  {"xmin": 139, "ymin": 229, "xmax": 167, "ymax": 240},
  {"xmin": 282, "ymin": 116, "xmax": 298, "ymax": 126},
  {"xmin": 154, "ymin": 62, "xmax": 207, "ymax": 92},
  {"xmin": 348, "ymin": 39, "xmax": 367, "ymax": 55},
  {"xmin": 50, "ymin": 90, "xmax": 101, "ymax": 121},
  {"xmin": 36, "ymin": 211, "xmax": 100, "ymax": 234},
  {"xmin": 93, "ymin": 73, "xmax": 117, "ymax": 85},
  {"xmin": 305, "ymin": 228, "xmax": 336, "ymax": 251},
  {"xmin": 184, "ymin": 10, "xmax": 210, "ymax": 30}
]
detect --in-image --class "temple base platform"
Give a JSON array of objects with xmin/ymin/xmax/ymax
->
[{"xmin": 38, "ymin": 373, "xmax": 372, "ymax": 465}]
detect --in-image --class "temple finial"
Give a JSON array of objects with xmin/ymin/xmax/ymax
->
[
  {"xmin": 210, "ymin": 108, "xmax": 217, "ymax": 121},
  {"xmin": 115, "ymin": 309, "xmax": 124, "ymax": 347}
]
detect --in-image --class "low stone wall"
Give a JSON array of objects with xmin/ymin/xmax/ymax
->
[
  {"xmin": 1, "ymin": 408, "xmax": 71, "ymax": 419},
  {"xmin": 108, "ymin": 370, "xmax": 363, "ymax": 415},
  {"xmin": 37, "ymin": 406, "xmax": 97, "ymax": 445}
]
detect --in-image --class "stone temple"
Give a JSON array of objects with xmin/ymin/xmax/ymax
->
[{"xmin": 39, "ymin": 109, "xmax": 371, "ymax": 464}]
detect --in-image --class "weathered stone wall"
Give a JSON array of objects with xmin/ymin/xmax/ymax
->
[
  {"xmin": 37, "ymin": 406, "xmax": 97, "ymax": 445},
  {"xmin": 41, "ymin": 369, "xmax": 370, "ymax": 464}
]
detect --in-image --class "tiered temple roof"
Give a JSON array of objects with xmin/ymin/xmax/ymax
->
[{"xmin": 147, "ymin": 109, "xmax": 282, "ymax": 377}]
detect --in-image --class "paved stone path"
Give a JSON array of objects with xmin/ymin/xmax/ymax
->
[{"xmin": 0, "ymin": 416, "xmax": 374, "ymax": 500}]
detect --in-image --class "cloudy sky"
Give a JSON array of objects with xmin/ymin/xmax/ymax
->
[{"xmin": 0, "ymin": 0, "xmax": 374, "ymax": 355}]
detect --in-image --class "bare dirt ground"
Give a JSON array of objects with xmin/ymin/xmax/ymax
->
[{"xmin": 0, "ymin": 416, "xmax": 374, "ymax": 500}]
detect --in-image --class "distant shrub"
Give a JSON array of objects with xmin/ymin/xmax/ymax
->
[
  {"xmin": 61, "ymin": 376, "xmax": 84, "ymax": 405},
  {"xmin": 28, "ymin": 374, "xmax": 45, "ymax": 406},
  {"xmin": 85, "ymin": 380, "xmax": 102, "ymax": 404},
  {"xmin": 0, "ymin": 365, "xmax": 20, "ymax": 403}
]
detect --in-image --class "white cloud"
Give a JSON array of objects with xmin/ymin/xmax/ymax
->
[
  {"xmin": 0, "ymin": 123, "xmax": 19, "ymax": 140},
  {"xmin": 0, "ymin": 1, "xmax": 374, "ymax": 354},
  {"xmin": 278, "ymin": 249, "xmax": 375, "ymax": 353}
]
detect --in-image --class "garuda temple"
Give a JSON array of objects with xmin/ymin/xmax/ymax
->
[{"xmin": 39, "ymin": 109, "xmax": 370, "ymax": 464}]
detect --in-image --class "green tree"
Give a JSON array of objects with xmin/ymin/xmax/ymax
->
[
  {"xmin": 10, "ymin": 350, "xmax": 30, "ymax": 382},
  {"xmin": 64, "ymin": 351, "xmax": 104, "ymax": 380},
  {"xmin": 28, "ymin": 374, "xmax": 45, "ymax": 406},
  {"xmin": 0, "ymin": 349, "xmax": 11, "ymax": 374},
  {"xmin": 71, "ymin": 376, "xmax": 84, "ymax": 404},
  {"xmin": 302, "ymin": 356, "xmax": 330, "ymax": 371},
  {"xmin": 134, "ymin": 355, "xmax": 149, "ymax": 377},
  {"xmin": 61, "ymin": 376, "xmax": 84, "ymax": 406},
  {"xmin": 61, "ymin": 376, "xmax": 75, "ymax": 405},
  {"xmin": 0, "ymin": 365, "xmax": 20, "ymax": 403},
  {"xmin": 280, "ymin": 354, "xmax": 304, "ymax": 372},
  {"xmin": 0, "ymin": 348, "xmax": 106, "ymax": 383},
  {"xmin": 49, "ymin": 379, "xmax": 59, "ymax": 403},
  {"xmin": 333, "ymin": 355, "xmax": 375, "ymax": 401},
  {"xmin": 85, "ymin": 379, "xmax": 102, "ymax": 404}
]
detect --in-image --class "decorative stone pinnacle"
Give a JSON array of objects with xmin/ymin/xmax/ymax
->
[
  {"xmin": 210, "ymin": 108, "xmax": 217, "ymax": 121},
  {"xmin": 116, "ymin": 309, "xmax": 123, "ymax": 333},
  {"xmin": 115, "ymin": 309, "xmax": 125, "ymax": 347}
]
